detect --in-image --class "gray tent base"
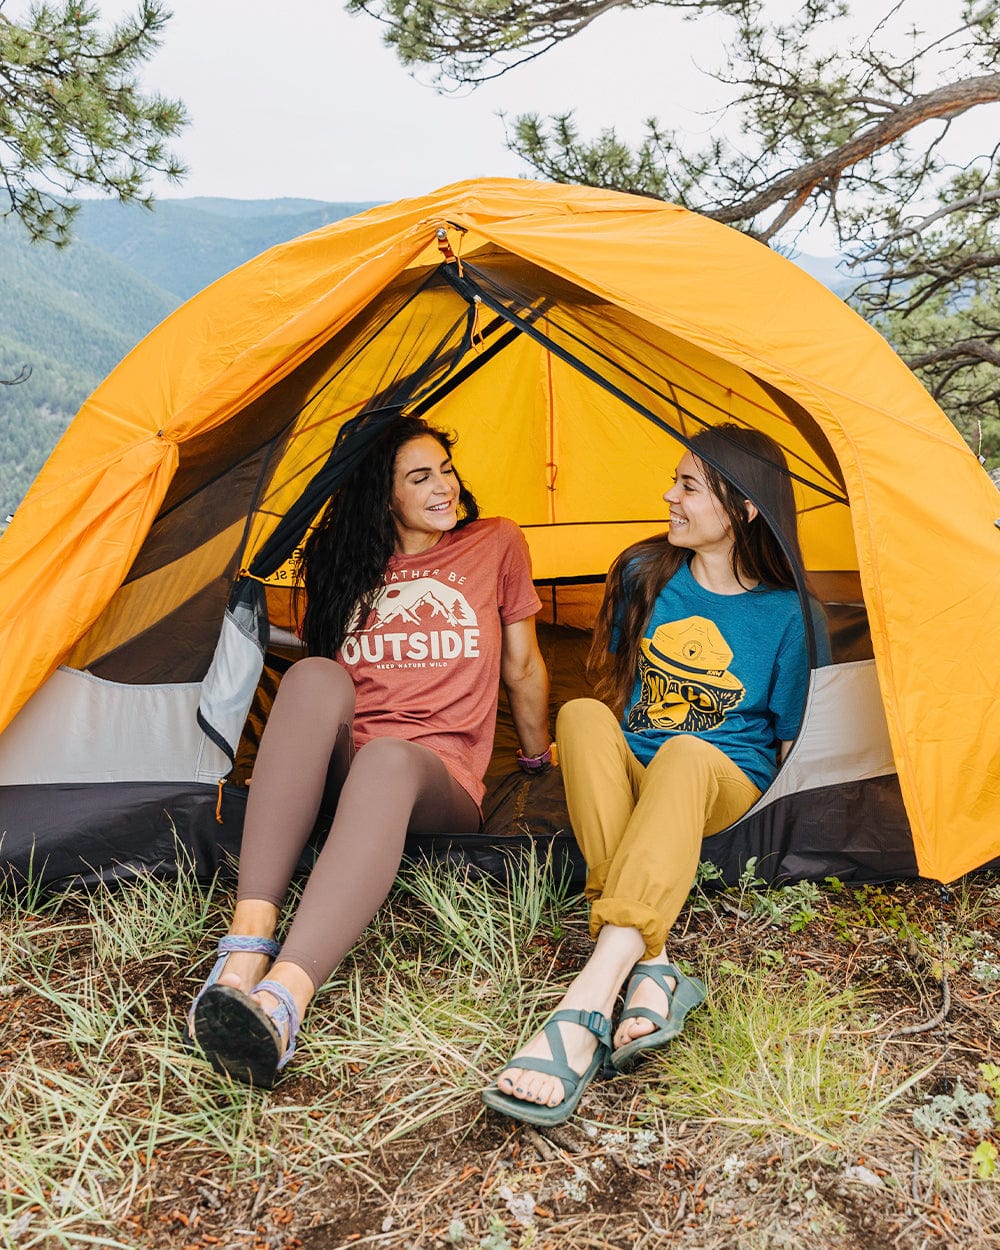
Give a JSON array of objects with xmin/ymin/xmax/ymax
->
[{"xmin": 0, "ymin": 768, "xmax": 926, "ymax": 897}]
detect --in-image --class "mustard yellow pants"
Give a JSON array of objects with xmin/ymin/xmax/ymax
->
[{"xmin": 556, "ymin": 698, "xmax": 762, "ymax": 959}]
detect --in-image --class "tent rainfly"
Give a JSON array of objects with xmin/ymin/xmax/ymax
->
[{"xmin": 0, "ymin": 179, "xmax": 998, "ymax": 890}]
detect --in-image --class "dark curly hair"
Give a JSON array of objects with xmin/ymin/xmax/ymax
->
[
  {"xmin": 298, "ymin": 416, "xmax": 479, "ymax": 658},
  {"xmin": 590, "ymin": 423, "xmax": 804, "ymax": 712}
]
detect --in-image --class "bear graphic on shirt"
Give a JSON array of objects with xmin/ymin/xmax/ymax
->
[{"xmin": 626, "ymin": 616, "xmax": 745, "ymax": 734}]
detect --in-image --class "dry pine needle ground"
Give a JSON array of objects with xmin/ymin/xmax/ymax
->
[{"xmin": 2, "ymin": 854, "xmax": 999, "ymax": 1250}]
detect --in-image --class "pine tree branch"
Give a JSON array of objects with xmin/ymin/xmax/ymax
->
[
  {"xmin": 904, "ymin": 338, "xmax": 1000, "ymax": 370},
  {"xmin": 704, "ymin": 74, "xmax": 1000, "ymax": 228}
]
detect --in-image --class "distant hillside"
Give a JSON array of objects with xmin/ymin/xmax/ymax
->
[
  {"xmin": 0, "ymin": 196, "xmax": 377, "ymax": 517},
  {"xmin": 71, "ymin": 197, "xmax": 379, "ymax": 303},
  {"xmin": 0, "ymin": 217, "xmax": 181, "ymax": 518},
  {"xmin": 0, "ymin": 217, "xmax": 180, "ymax": 375},
  {"xmin": 789, "ymin": 251, "xmax": 853, "ymax": 295},
  {"xmin": 175, "ymin": 197, "xmax": 358, "ymax": 219},
  {"xmin": 0, "ymin": 195, "xmax": 845, "ymax": 520}
]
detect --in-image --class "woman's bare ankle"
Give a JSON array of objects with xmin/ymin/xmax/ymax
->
[{"xmin": 229, "ymin": 898, "xmax": 280, "ymax": 939}]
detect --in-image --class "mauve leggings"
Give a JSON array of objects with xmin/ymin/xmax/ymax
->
[{"xmin": 236, "ymin": 656, "xmax": 481, "ymax": 989}]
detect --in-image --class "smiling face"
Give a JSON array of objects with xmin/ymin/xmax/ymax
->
[
  {"xmin": 389, "ymin": 434, "xmax": 461, "ymax": 554},
  {"xmin": 663, "ymin": 450, "xmax": 738, "ymax": 557}
]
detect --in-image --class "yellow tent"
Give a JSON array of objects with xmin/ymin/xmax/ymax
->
[{"xmin": 0, "ymin": 178, "xmax": 997, "ymax": 885}]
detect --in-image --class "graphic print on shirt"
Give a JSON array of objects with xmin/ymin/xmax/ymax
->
[
  {"xmin": 339, "ymin": 576, "xmax": 480, "ymax": 668},
  {"xmin": 626, "ymin": 616, "xmax": 745, "ymax": 734}
]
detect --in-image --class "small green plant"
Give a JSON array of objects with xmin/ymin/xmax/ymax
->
[
  {"xmin": 597, "ymin": 1126, "xmax": 660, "ymax": 1165},
  {"xmin": 479, "ymin": 1214, "xmax": 512, "ymax": 1250},
  {"xmin": 978, "ymin": 1063, "xmax": 1000, "ymax": 1122},
  {"xmin": 972, "ymin": 1140, "xmax": 998, "ymax": 1179},
  {"xmin": 695, "ymin": 859, "xmax": 726, "ymax": 886},
  {"xmin": 445, "ymin": 1217, "xmax": 469, "ymax": 1245},
  {"xmin": 912, "ymin": 1080, "xmax": 994, "ymax": 1138},
  {"xmin": 737, "ymin": 859, "xmax": 823, "ymax": 931},
  {"xmin": 691, "ymin": 857, "xmax": 822, "ymax": 931},
  {"xmin": 827, "ymin": 883, "xmax": 932, "ymax": 950},
  {"xmin": 971, "ymin": 956, "xmax": 1000, "ymax": 986}
]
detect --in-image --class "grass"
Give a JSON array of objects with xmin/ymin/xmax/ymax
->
[
  {"xmin": 642, "ymin": 963, "xmax": 889, "ymax": 1145},
  {"xmin": 1, "ymin": 857, "xmax": 999, "ymax": 1248}
]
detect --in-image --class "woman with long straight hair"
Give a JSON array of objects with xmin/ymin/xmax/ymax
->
[
  {"xmin": 483, "ymin": 423, "xmax": 828, "ymax": 1125},
  {"xmin": 188, "ymin": 415, "xmax": 551, "ymax": 1087}
]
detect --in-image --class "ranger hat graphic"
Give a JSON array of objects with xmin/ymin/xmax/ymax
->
[{"xmin": 639, "ymin": 617, "xmax": 743, "ymax": 691}]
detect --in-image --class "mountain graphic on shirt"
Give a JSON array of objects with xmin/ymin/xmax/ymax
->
[{"xmin": 369, "ymin": 577, "xmax": 478, "ymax": 629}]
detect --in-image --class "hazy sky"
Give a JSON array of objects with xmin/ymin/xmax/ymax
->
[
  {"xmin": 19, "ymin": 2, "xmax": 1000, "ymax": 256},
  {"xmin": 76, "ymin": 1, "xmax": 748, "ymax": 202}
]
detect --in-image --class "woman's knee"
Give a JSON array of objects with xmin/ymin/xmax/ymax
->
[
  {"xmin": 351, "ymin": 735, "xmax": 427, "ymax": 780},
  {"xmin": 648, "ymin": 733, "xmax": 728, "ymax": 772},
  {"xmin": 556, "ymin": 697, "xmax": 616, "ymax": 738},
  {"xmin": 345, "ymin": 737, "xmax": 448, "ymax": 818},
  {"xmin": 274, "ymin": 656, "xmax": 355, "ymax": 717},
  {"xmin": 557, "ymin": 699, "xmax": 630, "ymax": 779},
  {"xmin": 644, "ymin": 735, "xmax": 759, "ymax": 824}
]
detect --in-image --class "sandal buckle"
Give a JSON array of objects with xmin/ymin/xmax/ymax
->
[{"xmin": 580, "ymin": 1010, "xmax": 609, "ymax": 1038}]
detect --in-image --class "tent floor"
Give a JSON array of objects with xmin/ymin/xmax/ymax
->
[{"xmin": 0, "ymin": 769, "xmax": 937, "ymax": 896}]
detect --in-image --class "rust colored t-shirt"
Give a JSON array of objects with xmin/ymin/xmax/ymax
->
[{"xmin": 336, "ymin": 517, "xmax": 541, "ymax": 806}]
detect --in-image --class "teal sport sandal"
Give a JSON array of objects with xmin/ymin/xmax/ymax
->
[
  {"xmin": 183, "ymin": 934, "xmax": 281, "ymax": 1049},
  {"xmin": 610, "ymin": 962, "xmax": 707, "ymax": 1074},
  {"xmin": 193, "ymin": 977, "xmax": 301, "ymax": 1089},
  {"xmin": 481, "ymin": 1008, "xmax": 612, "ymax": 1126}
]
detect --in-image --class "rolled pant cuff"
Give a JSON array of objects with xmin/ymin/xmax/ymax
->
[
  {"xmin": 589, "ymin": 897, "xmax": 668, "ymax": 961},
  {"xmin": 583, "ymin": 858, "xmax": 613, "ymax": 902}
]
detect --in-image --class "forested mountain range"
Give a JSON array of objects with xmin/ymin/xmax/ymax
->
[
  {"xmin": 0, "ymin": 197, "xmax": 376, "ymax": 518},
  {"xmin": 0, "ymin": 196, "xmax": 843, "ymax": 519}
]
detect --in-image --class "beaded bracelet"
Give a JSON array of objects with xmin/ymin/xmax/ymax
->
[{"xmin": 516, "ymin": 745, "xmax": 553, "ymax": 773}]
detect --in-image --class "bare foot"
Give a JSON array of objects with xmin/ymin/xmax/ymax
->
[
  {"xmin": 496, "ymin": 1011, "xmax": 609, "ymax": 1109},
  {"xmin": 216, "ymin": 950, "xmax": 274, "ymax": 995},
  {"xmin": 247, "ymin": 961, "xmax": 314, "ymax": 1060},
  {"xmin": 613, "ymin": 961, "xmax": 677, "ymax": 1051}
]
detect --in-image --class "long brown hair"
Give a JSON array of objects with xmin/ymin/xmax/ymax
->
[
  {"xmin": 589, "ymin": 423, "xmax": 804, "ymax": 711},
  {"xmin": 299, "ymin": 417, "xmax": 479, "ymax": 658}
]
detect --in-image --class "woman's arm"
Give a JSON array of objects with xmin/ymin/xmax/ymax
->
[{"xmin": 500, "ymin": 616, "xmax": 551, "ymax": 759}]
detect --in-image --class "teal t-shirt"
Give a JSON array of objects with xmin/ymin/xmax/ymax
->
[{"xmin": 621, "ymin": 559, "xmax": 829, "ymax": 790}]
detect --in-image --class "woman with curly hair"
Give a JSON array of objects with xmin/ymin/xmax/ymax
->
[
  {"xmin": 483, "ymin": 423, "xmax": 828, "ymax": 1125},
  {"xmin": 188, "ymin": 416, "xmax": 551, "ymax": 1086}
]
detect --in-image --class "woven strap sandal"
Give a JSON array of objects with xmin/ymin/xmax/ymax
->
[
  {"xmin": 193, "ymin": 977, "xmax": 302, "ymax": 1090},
  {"xmin": 183, "ymin": 934, "xmax": 281, "ymax": 1049},
  {"xmin": 611, "ymin": 962, "xmax": 707, "ymax": 1074},
  {"xmin": 251, "ymin": 979, "xmax": 301, "ymax": 1072},
  {"xmin": 481, "ymin": 1008, "xmax": 612, "ymax": 1127}
]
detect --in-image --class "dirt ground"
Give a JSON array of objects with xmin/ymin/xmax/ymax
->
[{"xmin": 4, "ymin": 875, "xmax": 1000, "ymax": 1250}]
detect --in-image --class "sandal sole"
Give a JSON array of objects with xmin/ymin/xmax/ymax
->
[{"xmin": 193, "ymin": 985, "xmax": 283, "ymax": 1089}]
